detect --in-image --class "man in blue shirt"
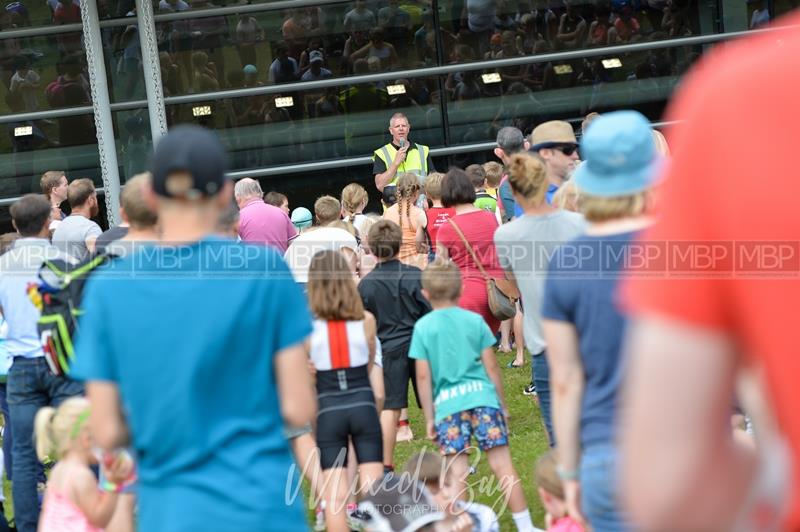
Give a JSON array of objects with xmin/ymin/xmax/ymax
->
[
  {"xmin": 0, "ymin": 194, "xmax": 80, "ymax": 532},
  {"xmin": 71, "ymin": 126, "xmax": 316, "ymax": 531}
]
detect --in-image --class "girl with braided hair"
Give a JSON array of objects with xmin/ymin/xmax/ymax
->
[{"xmin": 382, "ymin": 173, "xmax": 428, "ymax": 270}]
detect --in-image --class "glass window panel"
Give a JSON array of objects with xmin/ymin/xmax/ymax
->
[
  {"xmin": 165, "ymin": 75, "xmax": 444, "ymax": 168},
  {"xmin": 148, "ymin": 1, "xmax": 439, "ymax": 94},
  {"xmin": 0, "ymin": 111, "xmax": 100, "ymax": 198},
  {"xmin": 445, "ymin": 42, "xmax": 704, "ymax": 144},
  {"xmin": 101, "ymin": 22, "xmax": 147, "ymax": 102},
  {"xmin": 0, "ymin": 31, "xmax": 91, "ymax": 115},
  {"xmin": 436, "ymin": 0, "xmax": 722, "ymax": 66}
]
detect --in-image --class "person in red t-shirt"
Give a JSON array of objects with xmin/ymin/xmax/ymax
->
[
  {"xmin": 436, "ymin": 168, "xmax": 505, "ymax": 333},
  {"xmin": 620, "ymin": 14, "xmax": 800, "ymax": 531},
  {"xmin": 423, "ymin": 172, "xmax": 455, "ymax": 255}
]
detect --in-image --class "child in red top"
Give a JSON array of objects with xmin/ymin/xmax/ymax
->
[{"xmin": 423, "ymin": 172, "xmax": 455, "ymax": 253}]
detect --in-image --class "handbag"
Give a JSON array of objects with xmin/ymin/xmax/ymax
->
[{"xmin": 448, "ymin": 218, "xmax": 519, "ymax": 321}]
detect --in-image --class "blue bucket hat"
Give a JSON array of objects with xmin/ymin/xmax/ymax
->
[{"xmin": 573, "ymin": 110, "xmax": 660, "ymax": 197}]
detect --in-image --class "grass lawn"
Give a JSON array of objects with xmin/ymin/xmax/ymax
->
[{"xmin": 389, "ymin": 349, "xmax": 549, "ymax": 530}]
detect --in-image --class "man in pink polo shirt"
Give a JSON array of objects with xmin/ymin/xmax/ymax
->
[{"xmin": 235, "ymin": 178, "xmax": 297, "ymax": 252}]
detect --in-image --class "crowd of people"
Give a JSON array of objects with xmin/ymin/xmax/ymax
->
[{"xmin": 0, "ymin": 12, "xmax": 798, "ymax": 531}]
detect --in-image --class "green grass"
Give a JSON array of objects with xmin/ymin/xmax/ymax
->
[{"xmin": 391, "ymin": 349, "xmax": 549, "ymax": 530}]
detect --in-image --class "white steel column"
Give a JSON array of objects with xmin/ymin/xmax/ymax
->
[
  {"xmin": 80, "ymin": 0, "xmax": 122, "ymax": 226},
  {"xmin": 135, "ymin": 0, "xmax": 169, "ymax": 144}
]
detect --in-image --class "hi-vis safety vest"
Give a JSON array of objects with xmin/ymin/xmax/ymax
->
[{"xmin": 373, "ymin": 142, "xmax": 429, "ymax": 185}]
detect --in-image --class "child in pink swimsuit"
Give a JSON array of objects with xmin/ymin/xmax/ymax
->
[{"xmin": 35, "ymin": 397, "xmax": 133, "ymax": 532}]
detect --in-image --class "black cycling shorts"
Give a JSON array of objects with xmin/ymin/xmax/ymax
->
[{"xmin": 316, "ymin": 387, "xmax": 383, "ymax": 470}]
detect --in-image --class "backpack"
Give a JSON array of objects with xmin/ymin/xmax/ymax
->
[{"xmin": 30, "ymin": 254, "xmax": 112, "ymax": 376}]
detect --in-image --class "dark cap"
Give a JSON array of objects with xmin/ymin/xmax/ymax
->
[{"xmin": 150, "ymin": 125, "xmax": 229, "ymax": 199}]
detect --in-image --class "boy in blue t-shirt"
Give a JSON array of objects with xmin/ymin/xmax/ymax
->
[{"xmin": 410, "ymin": 259, "xmax": 536, "ymax": 532}]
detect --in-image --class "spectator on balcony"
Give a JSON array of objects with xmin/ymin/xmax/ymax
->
[
  {"xmin": 301, "ymin": 51, "xmax": 332, "ymax": 81},
  {"xmin": 269, "ymin": 43, "xmax": 299, "ymax": 84},
  {"xmin": 350, "ymin": 29, "xmax": 399, "ymax": 71},
  {"xmin": 556, "ymin": 0, "xmax": 587, "ymax": 49},
  {"xmin": 344, "ymin": 0, "xmax": 377, "ymax": 33},
  {"xmin": 236, "ymin": 13, "xmax": 264, "ymax": 70}
]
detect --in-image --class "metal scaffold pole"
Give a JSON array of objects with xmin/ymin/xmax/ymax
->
[
  {"xmin": 136, "ymin": 0, "xmax": 169, "ymax": 144},
  {"xmin": 80, "ymin": 0, "xmax": 122, "ymax": 226}
]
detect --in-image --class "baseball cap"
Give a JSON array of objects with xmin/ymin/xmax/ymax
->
[
  {"xmin": 357, "ymin": 477, "xmax": 445, "ymax": 532},
  {"xmin": 530, "ymin": 120, "xmax": 578, "ymax": 151},
  {"xmin": 309, "ymin": 50, "xmax": 324, "ymax": 64},
  {"xmin": 381, "ymin": 185, "xmax": 397, "ymax": 207},
  {"xmin": 572, "ymin": 110, "xmax": 660, "ymax": 197},
  {"xmin": 151, "ymin": 125, "xmax": 229, "ymax": 199},
  {"xmin": 243, "ymin": 64, "xmax": 258, "ymax": 74},
  {"xmin": 290, "ymin": 207, "xmax": 313, "ymax": 229}
]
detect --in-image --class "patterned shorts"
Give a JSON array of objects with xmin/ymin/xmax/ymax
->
[{"xmin": 435, "ymin": 407, "xmax": 509, "ymax": 454}]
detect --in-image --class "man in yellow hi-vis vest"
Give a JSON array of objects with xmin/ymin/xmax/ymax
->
[{"xmin": 373, "ymin": 113, "xmax": 435, "ymax": 191}]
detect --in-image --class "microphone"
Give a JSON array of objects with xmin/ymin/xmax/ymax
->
[{"xmin": 399, "ymin": 138, "xmax": 406, "ymax": 149}]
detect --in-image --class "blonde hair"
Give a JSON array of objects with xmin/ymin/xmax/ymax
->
[
  {"xmin": 422, "ymin": 258, "xmax": 462, "ymax": 302},
  {"xmin": 482, "ymin": 161, "xmax": 504, "ymax": 188},
  {"xmin": 341, "ymin": 183, "xmax": 368, "ymax": 222},
  {"xmin": 357, "ymin": 213, "xmax": 381, "ymax": 244},
  {"xmin": 40, "ymin": 171, "xmax": 65, "ymax": 199},
  {"xmin": 535, "ymin": 449, "xmax": 564, "ymax": 499},
  {"xmin": 507, "ymin": 152, "xmax": 548, "ymax": 204},
  {"xmin": 424, "ymin": 172, "xmax": 445, "ymax": 200},
  {"xmin": 121, "ymin": 172, "xmax": 157, "ymax": 229},
  {"xmin": 34, "ymin": 397, "xmax": 91, "ymax": 462},
  {"xmin": 551, "ymin": 179, "xmax": 580, "ymax": 212},
  {"xmin": 395, "ymin": 173, "xmax": 421, "ymax": 237},
  {"xmin": 327, "ymin": 219, "xmax": 357, "ymax": 237},
  {"xmin": 314, "ymin": 195, "xmax": 341, "ymax": 225},
  {"xmin": 67, "ymin": 178, "xmax": 96, "ymax": 208},
  {"xmin": 307, "ymin": 250, "xmax": 365, "ymax": 321},
  {"xmin": 579, "ymin": 192, "xmax": 647, "ymax": 223}
]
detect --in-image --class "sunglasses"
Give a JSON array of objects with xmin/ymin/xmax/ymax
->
[
  {"xmin": 553, "ymin": 144, "xmax": 579, "ymax": 156},
  {"xmin": 531, "ymin": 142, "xmax": 579, "ymax": 156}
]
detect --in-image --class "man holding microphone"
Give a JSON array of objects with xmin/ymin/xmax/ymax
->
[{"xmin": 373, "ymin": 113, "xmax": 435, "ymax": 192}]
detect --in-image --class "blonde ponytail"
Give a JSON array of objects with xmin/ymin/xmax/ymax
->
[
  {"xmin": 33, "ymin": 397, "xmax": 91, "ymax": 462},
  {"xmin": 34, "ymin": 406, "xmax": 57, "ymax": 462}
]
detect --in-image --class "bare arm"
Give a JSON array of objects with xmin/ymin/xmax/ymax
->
[
  {"xmin": 621, "ymin": 316, "xmax": 756, "ymax": 531},
  {"xmin": 374, "ymin": 144, "xmax": 409, "ymax": 191},
  {"xmin": 480, "ymin": 346, "xmax": 507, "ymax": 414},
  {"xmin": 71, "ymin": 469, "xmax": 119, "ymax": 528},
  {"xmin": 86, "ymin": 381, "xmax": 129, "ymax": 450},
  {"xmin": 436, "ymin": 241, "xmax": 449, "ymax": 260},
  {"xmin": 364, "ymin": 311, "xmax": 377, "ymax": 372},
  {"xmin": 543, "ymin": 319, "xmax": 583, "ymax": 475},
  {"xmin": 415, "ymin": 359, "xmax": 435, "ymax": 426},
  {"xmin": 275, "ymin": 341, "xmax": 317, "ymax": 427}
]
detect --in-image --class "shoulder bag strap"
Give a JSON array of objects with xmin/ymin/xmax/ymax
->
[{"xmin": 448, "ymin": 218, "xmax": 490, "ymax": 283}]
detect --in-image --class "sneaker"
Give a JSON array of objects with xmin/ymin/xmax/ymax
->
[{"xmin": 523, "ymin": 383, "xmax": 536, "ymax": 396}]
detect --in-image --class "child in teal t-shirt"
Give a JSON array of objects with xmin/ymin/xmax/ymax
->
[{"xmin": 410, "ymin": 259, "xmax": 536, "ymax": 532}]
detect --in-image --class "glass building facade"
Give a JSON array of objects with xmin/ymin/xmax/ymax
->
[{"xmin": 0, "ymin": 0, "xmax": 794, "ymax": 225}]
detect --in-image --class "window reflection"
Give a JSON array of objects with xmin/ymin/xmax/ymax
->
[{"xmin": 167, "ymin": 74, "xmax": 443, "ymax": 169}]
